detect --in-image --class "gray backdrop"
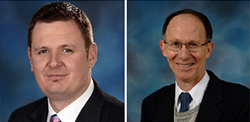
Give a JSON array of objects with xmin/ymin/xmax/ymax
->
[
  {"xmin": 0, "ymin": 1, "xmax": 124, "ymax": 121},
  {"xmin": 127, "ymin": 1, "xmax": 249, "ymax": 122}
]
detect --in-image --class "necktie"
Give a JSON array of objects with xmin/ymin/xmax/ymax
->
[
  {"xmin": 179, "ymin": 92, "xmax": 192, "ymax": 113},
  {"xmin": 50, "ymin": 114, "xmax": 61, "ymax": 122}
]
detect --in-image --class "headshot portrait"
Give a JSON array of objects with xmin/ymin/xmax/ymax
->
[
  {"xmin": 128, "ymin": 1, "xmax": 249, "ymax": 122},
  {"xmin": 0, "ymin": 1, "xmax": 124, "ymax": 122}
]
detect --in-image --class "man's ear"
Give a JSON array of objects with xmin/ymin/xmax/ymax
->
[
  {"xmin": 27, "ymin": 47, "xmax": 34, "ymax": 72},
  {"xmin": 206, "ymin": 42, "xmax": 214, "ymax": 59},
  {"xmin": 160, "ymin": 40, "xmax": 168, "ymax": 57},
  {"xmin": 88, "ymin": 43, "xmax": 97, "ymax": 68}
]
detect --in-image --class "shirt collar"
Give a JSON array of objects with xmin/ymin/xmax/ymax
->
[
  {"xmin": 175, "ymin": 71, "xmax": 209, "ymax": 107},
  {"xmin": 47, "ymin": 79, "xmax": 94, "ymax": 122}
]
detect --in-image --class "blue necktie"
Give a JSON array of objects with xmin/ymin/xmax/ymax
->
[{"xmin": 179, "ymin": 92, "xmax": 192, "ymax": 113}]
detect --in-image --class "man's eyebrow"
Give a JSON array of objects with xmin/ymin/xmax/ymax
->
[
  {"xmin": 33, "ymin": 44, "xmax": 77, "ymax": 51},
  {"xmin": 169, "ymin": 39, "xmax": 181, "ymax": 42},
  {"xmin": 169, "ymin": 39, "xmax": 198, "ymax": 43},
  {"xmin": 60, "ymin": 44, "xmax": 77, "ymax": 48},
  {"xmin": 34, "ymin": 46, "xmax": 47, "ymax": 52}
]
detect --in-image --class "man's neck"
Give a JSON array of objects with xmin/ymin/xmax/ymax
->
[
  {"xmin": 48, "ymin": 79, "xmax": 91, "ymax": 113},
  {"xmin": 176, "ymin": 70, "xmax": 206, "ymax": 92},
  {"xmin": 49, "ymin": 98, "xmax": 75, "ymax": 113}
]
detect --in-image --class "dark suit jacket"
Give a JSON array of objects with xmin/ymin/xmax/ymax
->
[
  {"xmin": 9, "ymin": 79, "xmax": 124, "ymax": 122},
  {"xmin": 141, "ymin": 70, "xmax": 249, "ymax": 121}
]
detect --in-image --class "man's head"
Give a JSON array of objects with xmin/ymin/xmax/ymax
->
[
  {"xmin": 160, "ymin": 9, "xmax": 214, "ymax": 85},
  {"xmin": 27, "ymin": 2, "xmax": 97, "ymax": 103},
  {"xmin": 162, "ymin": 9, "xmax": 212, "ymax": 42},
  {"xmin": 28, "ymin": 1, "xmax": 93, "ymax": 55}
]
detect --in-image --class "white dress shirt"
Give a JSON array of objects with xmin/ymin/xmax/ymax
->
[
  {"xmin": 46, "ymin": 79, "xmax": 94, "ymax": 122},
  {"xmin": 175, "ymin": 71, "xmax": 209, "ymax": 112}
]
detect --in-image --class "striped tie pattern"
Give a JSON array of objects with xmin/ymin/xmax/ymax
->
[{"xmin": 50, "ymin": 114, "xmax": 61, "ymax": 122}]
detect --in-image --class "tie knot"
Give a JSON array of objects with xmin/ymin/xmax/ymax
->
[
  {"xmin": 180, "ymin": 92, "xmax": 192, "ymax": 103},
  {"xmin": 50, "ymin": 114, "xmax": 61, "ymax": 122},
  {"xmin": 179, "ymin": 92, "xmax": 192, "ymax": 113}
]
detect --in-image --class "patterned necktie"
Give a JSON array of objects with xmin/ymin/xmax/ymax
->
[
  {"xmin": 179, "ymin": 92, "xmax": 192, "ymax": 113},
  {"xmin": 50, "ymin": 114, "xmax": 61, "ymax": 122}
]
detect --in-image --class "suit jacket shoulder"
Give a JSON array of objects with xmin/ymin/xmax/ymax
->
[
  {"xmin": 76, "ymin": 79, "xmax": 124, "ymax": 122},
  {"xmin": 196, "ymin": 70, "xmax": 249, "ymax": 121},
  {"xmin": 100, "ymin": 89, "xmax": 124, "ymax": 121},
  {"xmin": 8, "ymin": 97, "xmax": 48, "ymax": 122},
  {"xmin": 141, "ymin": 84, "xmax": 175, "ymax": 121},
  {"xmin": 143, "ymin": 84, "xmax": 175, "ymax": 108}
]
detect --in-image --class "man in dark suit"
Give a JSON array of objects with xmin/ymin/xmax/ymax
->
[
  {"xmin": 9, "ymin": 2, "xmax": 123, "ymax": 122},
  {"xmin": 141, "ymin": 9, "xmax": 249, "ymax": 121}
]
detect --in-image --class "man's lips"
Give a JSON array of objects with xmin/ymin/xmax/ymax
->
[
  {"xmin": 47, "ymin": 74, "xmax": 67, "ymax": 80},
  {"xmin": 177, "ymin": 63, "xmax": 194, "ymax": 67}
]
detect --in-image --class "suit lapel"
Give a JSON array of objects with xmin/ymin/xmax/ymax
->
[
  {"xmin": 153, "ymin": 84, "xmax": 175, "ymax": 121},
  {"xmin": 196, "ymin": 70, "xmax": 223, "ymax": 121},
  {"xmin": 29, "ymin": 80, "xmax": 105, "ymax": 122},
  {"xmin": 30, "ymin": 97, "xmax": 48, "ymax": 122},
  {"xmin": 76, "ymin": 79, "xmax": 105, "ymax": 122}
]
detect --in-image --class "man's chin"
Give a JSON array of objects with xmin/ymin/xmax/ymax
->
[
  {"xmin": 44, "ymin": 87, "xmax": 66, "ymax": 97},
  {"xmin": 175, "ymin": 73, "xmax": 194, "ymax": 83}
]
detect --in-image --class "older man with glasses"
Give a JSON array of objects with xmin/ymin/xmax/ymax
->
[{"xmin": 141, "ymin": 9, "xmax": 249, "ymax": 122}]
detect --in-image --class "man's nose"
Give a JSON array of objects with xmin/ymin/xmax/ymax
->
[
  {"xmin": 178, "ymin": 45, "xmax": 190, "ymax": 59},
  {"xmin": 48, "ymin": 52, "xmax": 62, "ymax": 68}
]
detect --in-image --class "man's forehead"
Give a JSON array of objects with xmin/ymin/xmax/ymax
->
[
  {"xmin": 168, "ymin": 14, "xmax": 203, "ymax": 27},
  {"xmin": 33, "ymin": 20, "xmax": 77, "ymax": 29},
  {"xmin": 32, "ymin": 20, "xmax": 82, "ymax": 37},
  {"xmin": 31, "ymin": 20, "xmax": 85, "ymax": 47},
  {"xmin": 172, "ymin": 13, "xmax": 200, "ymax": 20},
  {"xmin": 164, "ymin": 14, "xmax": 207, "ymax": 42},
  {"xmin": 166, "ymin": 14, "xmax": 205, "ymax": 34}
]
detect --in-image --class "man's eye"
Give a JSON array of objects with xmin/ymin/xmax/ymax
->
[
  {"xmin": 170, "ymin": 42, "xmax": 180, "ymax": 46},
  {"xmin": 63, "ymin": 49, "xmax": 73, "ymax": 53},
  {"xmin": 189, "ymin": 43, "xmax": 198, "ymax": 47},
  {"xmin": 38, "ymin": 50, "xmax": 48, "ymax": 54}
]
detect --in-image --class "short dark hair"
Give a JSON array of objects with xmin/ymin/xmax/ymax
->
[
  {"xmin": 28, "ymin": 1, "xmax": 93, "ymax": 52},
  {"xmin": 162, "ymin": 9, "xmax": 212, "ymax": 42}
]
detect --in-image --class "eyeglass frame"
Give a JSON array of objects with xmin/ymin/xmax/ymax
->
[{"xmin": 163, "ymin": 40, "xmax": 211, "ymax": 52}]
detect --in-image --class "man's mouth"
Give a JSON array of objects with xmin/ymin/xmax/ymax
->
[
  {"xmin": 48, "ymin": 74, "xmax": 66, "ymax": 77},
  {"xmin": 47, "ymin": 74, "xmax": 67, "ymax": 80},
  {"xmin": 177, "ymin": 63, "xmax": 194, "ymax": 67}
]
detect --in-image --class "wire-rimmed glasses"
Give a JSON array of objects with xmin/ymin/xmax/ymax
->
[{"xmin": 163, "ymin": 40, "xmax": 210, "ymax": 52}]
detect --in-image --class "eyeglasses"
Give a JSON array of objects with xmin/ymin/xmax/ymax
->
[{"xmin": 163, "ymin": 40, "xmax": 210, "ymax": 52}]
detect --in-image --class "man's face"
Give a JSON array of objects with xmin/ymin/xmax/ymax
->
[
  {"xmin": 28, "ymin": 20, "xmax": 97, "ymax": 101},
  {"xmin": 160, "ymin": 14, "xmax": 213, "ymax": 84}
]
